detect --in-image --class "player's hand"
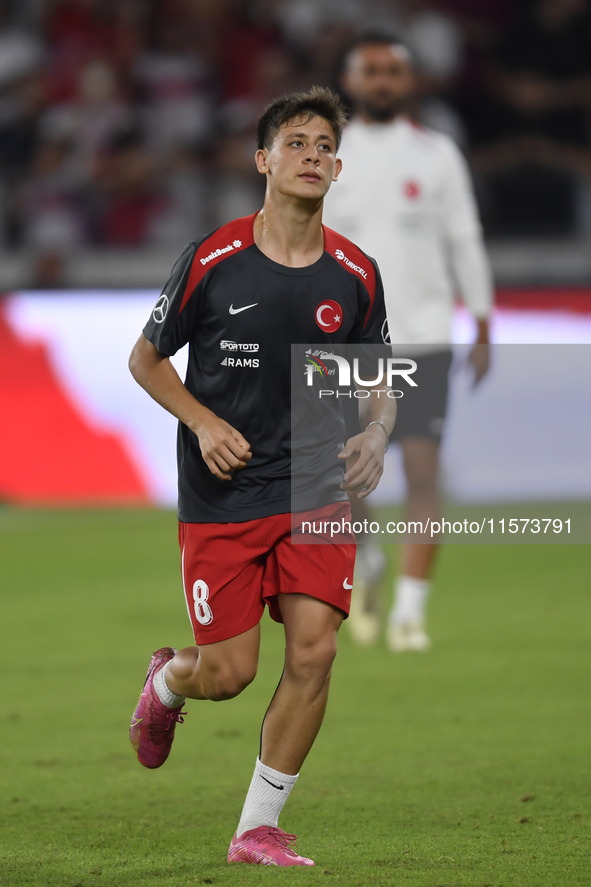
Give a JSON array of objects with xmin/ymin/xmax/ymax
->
[
  {"xmin": 468, "ymin": 343, "xmax": 490, "ymax": 387},
  {"xmin": 338, "ymin": 426, "xmax": 386, "ymax": 499},
  {"xmin": 193, "ymin": 413, "xmax": 252, "ymax": 481}
]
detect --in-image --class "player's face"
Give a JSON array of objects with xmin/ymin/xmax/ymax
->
[
  {"xmin": 343, "ymin": 44, "xmax": 414, "ymax": 121},
  {"xmin": 256, "ymin": 116, "xmax": 342, "ymax": 201}
]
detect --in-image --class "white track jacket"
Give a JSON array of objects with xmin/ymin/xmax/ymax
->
[{"xmin": 323, "ymin": 116, "xmax": 493, "ymax": 345}]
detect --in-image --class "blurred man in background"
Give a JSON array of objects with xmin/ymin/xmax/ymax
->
[{"xmin": 323, "ymin": 31, "xmax": 493, "ymax": 651}]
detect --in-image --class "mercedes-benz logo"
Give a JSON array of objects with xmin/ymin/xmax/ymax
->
[
  {"xmin": 381, "ymin": 318, "xmax": 391, "ymax": 345},
  {"xmin": 152, "ymin": 294, "xmax": 169, "ymax": 324}
]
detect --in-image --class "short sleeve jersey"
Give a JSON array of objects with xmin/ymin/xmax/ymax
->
[{"xmin": 142, "ymin": 212, "xmax": 387, "ymax": 523}]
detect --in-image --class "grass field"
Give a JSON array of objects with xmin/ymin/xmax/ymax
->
[{"xmin": 1, "ymin": 508, "xmax": 589, "ymax": 887}]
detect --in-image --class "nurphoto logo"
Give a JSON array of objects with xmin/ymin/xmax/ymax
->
[{"xmin": 304, "ymin": 352, "xmax": 418, "ymax": 398}]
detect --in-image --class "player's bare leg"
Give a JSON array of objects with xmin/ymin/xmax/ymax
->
[
  {"xmin": 228, "ymin": 594, "xmax": 342, "ymax": 866},
  {"xmin": 388, "ymin": 436, "xmax": 440, "ymax": 651},
  {"xmin": 165, "ymin": 625, "xmax": 260, "ymax": 701},
  {"xmin": 260, "ymin": 593, "xmax": 343, "ymax": 773},
  {"xmin": 130, "ymin": 627, "xmax": 260, "ymax": 769}
]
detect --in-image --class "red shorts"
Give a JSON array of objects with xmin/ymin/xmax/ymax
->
[{"xmin": 179, "ymin": 502, "xmax": 356, "ymax": 645}]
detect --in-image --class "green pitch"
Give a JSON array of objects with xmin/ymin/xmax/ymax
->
[{"xmin": 1, "ymin": 508, "xmax": 589, "ymax": 887}]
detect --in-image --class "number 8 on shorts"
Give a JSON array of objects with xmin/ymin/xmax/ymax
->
[{"xmin": 193, "ymin": 579, "xmax": 213, "ymax": 625}]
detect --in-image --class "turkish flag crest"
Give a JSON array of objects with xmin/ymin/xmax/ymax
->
[{"xmin": 315, "ymin": 300, "xmax": 343, "ymax": 333}]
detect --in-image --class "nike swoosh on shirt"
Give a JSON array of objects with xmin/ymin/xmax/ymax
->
[
  {"xmin": 260, "ymin": 775, "xmax": 284, "ymax": 791},
  {"xmin": 343, "ymin": 578, "xmax": 354, "ymax": 590},
  {"xmin": 229, "ymin": 303, "xmax": 258, "ymax": 314}
]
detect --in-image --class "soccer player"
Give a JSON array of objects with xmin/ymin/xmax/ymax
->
[
  {"xmin": 323, "ymin": 32, "xmax": 493, "ymax": 651},
  {"xmin": 128, "ymin": 86, "xmax": 395, "ymax": 867}
]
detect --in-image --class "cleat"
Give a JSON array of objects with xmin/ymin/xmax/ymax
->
[
  {"xmin": 129, "ymin": 647, "xmax": 186, "ymax": 769},
  {"xmin": 387, "ymin": 619, "xmax": 431, "ymax": 652},
  {"xmin": 227, "ymin": 826, "xmax": 315, "ymax": 867}
]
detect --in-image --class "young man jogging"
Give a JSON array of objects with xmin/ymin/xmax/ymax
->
[
  {"xmin": 324, "ymin": 33, "xmax": 493, "ymax": 651},
  {"xmin": 128, "ymin": 86, "xmax": 395, "ymax": 866}
]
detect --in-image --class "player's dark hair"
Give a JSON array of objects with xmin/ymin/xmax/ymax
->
[
  {"xmin": 342, "ymin": 29, "xmax": 411, "ymax": 69},
  {"xmin": 256, "ymin": 86, "xmax": 348, "ymax": 151}
]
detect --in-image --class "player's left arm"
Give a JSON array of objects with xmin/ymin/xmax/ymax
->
[
  {"xmin": 441, "ymin": 141, "xmax": 494, "ymax": 385},
  {"xmin": 338, "ymin": 389, "xmax": 395, "ymax": 499},
  {"xmin": 339, "ymin": 262, "xmax": 396, "ymax": 499}
]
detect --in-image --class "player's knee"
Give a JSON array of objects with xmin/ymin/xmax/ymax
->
[
  {"xmin": 288, "ymin": 634, "xmax": 337, "ymax": 684},
  {"xmin": 205, "ymin": 661, "xmax": 257, "ymax": 701}
]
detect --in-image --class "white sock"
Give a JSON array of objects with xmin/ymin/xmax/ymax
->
[
  {"xmin": 153, "ymin": 661, "xmax": 185, "ymax": 709},
  {"xmin": 391, "ymin": 575, "xmax": 430, "ymax": 624},
  {"xmin": 236, "ymin": 758, "xmax": 298, "ymax": 837}
]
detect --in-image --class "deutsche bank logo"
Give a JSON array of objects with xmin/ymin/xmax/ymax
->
[{"xmin": 152, "ymin": 294, "xmax": 169, "ymax": 324}]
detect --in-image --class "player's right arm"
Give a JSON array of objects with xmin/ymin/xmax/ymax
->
[
  {"xmin": 129, "ymin": 335, "xmax": 251, "ymax": 481},
  {"xmin": 131, "ymin": 240, "xmax": 251, "ymax": 481}
]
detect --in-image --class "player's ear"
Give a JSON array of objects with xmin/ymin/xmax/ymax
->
[
  {"xmin": 255, "ymin": 148, "xmax": 270, "ymax": 176},
  {"xmin": 332, "ymin": 157, "xmax": 343, "ymax": 183}
]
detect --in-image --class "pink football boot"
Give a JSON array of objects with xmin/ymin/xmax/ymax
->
[
  {"xmin": 228, "ymin": 826, "xmax": 315, "ymax": 866},
  {"xmin": 129, "ymin": 647, "xmax": 185, "ymax": 769}
]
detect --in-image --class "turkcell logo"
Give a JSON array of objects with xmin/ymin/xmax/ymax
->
[{"xmin": 334, "ymin": 248, "xmax": 368, "ymax": 280}]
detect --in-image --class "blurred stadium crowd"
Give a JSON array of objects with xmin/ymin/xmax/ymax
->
[{"xmin": 1, "ymin": 0, "xmax": 591, "ymax": 286}]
